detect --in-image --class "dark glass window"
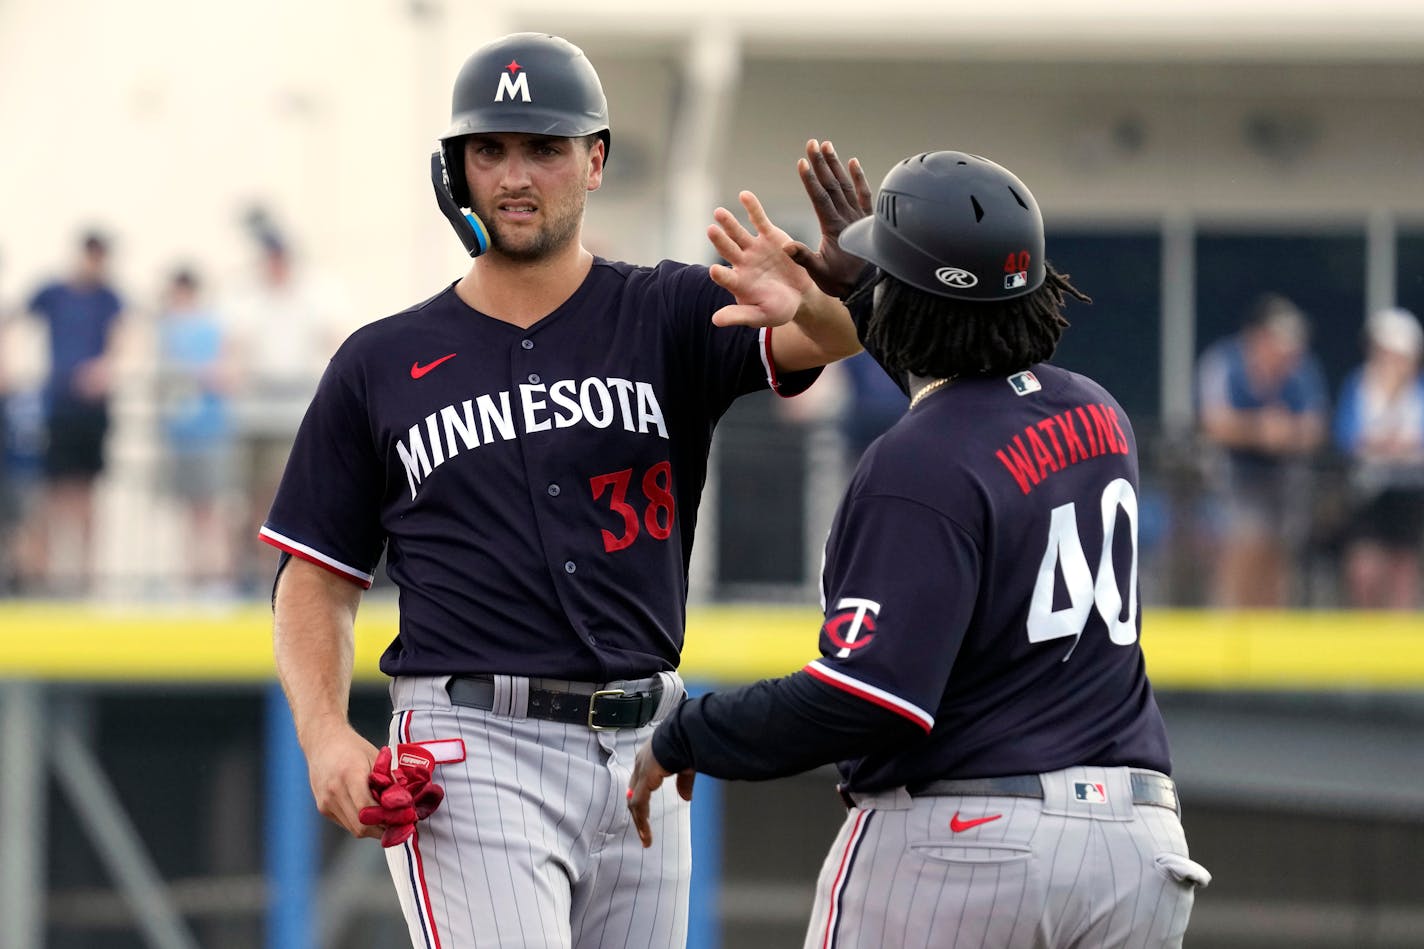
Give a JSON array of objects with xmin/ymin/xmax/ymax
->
[
  {"xmin": 1194, "ymin": 231, "xmax": 1366, "ymax": 396},
  {"xmin": 1396, "ymin": 228, "xmax": 1424, "ymax": 321},
  {"xmin": 1046, "ymin": 231, "xmax": 1163, "ymax": 424}
]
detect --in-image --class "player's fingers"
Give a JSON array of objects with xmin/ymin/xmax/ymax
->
[
  {"xmin": 634, "ymin": 811, "xmax": 653, "ymax": 848},
  {"xmin": 805, "ymin": 137, "xmax": 839, "ymax": 196},
  {"xmin": 333, "ymin": 799, "xmax": 383, "ymax": 839},
  {"xmin": 707, "ymin": 263, "xmax": 737, "ymax": 295},
  {"xmin": 712, "ymin": 205, "xmax": 754, "ymax": 250},
  {"xmin": 708, "ymin": 267, "xmax": 780, "ymax": 312},
  {"xmin": 675, "ymin": 769, "xmax": 697, "ymax": 803},
  {"xmin": 627, "ymin": 783, "xmax": 656, "ymax": 848},
  {"xmin": 710, "ymin": 304, "xmax": 763, "ymax": 328},
  {"xmin": 706, "ymin": 223, "xmax": 742, "ymax": 264},
  {"xmin": 802, "ymin": 137, "xmax": 824, "ymax": 187},
  {"xmin": 316, "ymin": 778, "xmax": 376, "ymax": 838},
  {"xmin": 785, "ymin": 243, "xmax": 835, "ymax": 292},
  {"xmin": 351, "ymin": 770, "xmax": 390, "ymax": 832},
  {"xmin": 818, "ymin": 140, "xmax": 851, "ymax": 186},
  {"xmin": 848, "ymin": 156, "xmax": 874, "ymax": 213},
  {"xmin": 784, "ymin": 240, "xmax": 818, "ymax": 270},
  {"xmin": 739, "ymin": 190, "xmax": 773, "ymax": 235},
  {"xmin": 798, "ymin": 159, "xmax": 842, "ymax": 225},
  {"xmin": 808, "ymin": 141, "xmax": 855, "ymax": 215}
]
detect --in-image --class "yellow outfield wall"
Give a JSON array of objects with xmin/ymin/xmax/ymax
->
[{"xmin": 1, "ymin": 601, "xmax": 1422, "ymax": 688}]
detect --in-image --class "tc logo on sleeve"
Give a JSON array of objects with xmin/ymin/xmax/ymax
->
[{"xmin": 822, "ymin": 597, "xmax": 881, "ymax": 658}]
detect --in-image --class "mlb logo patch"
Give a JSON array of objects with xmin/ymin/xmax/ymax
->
[
  {"xmin": 1074, "ymin": 782, "xmax": 1108, "ymax": 804},
  {"xmin": 1004, "ymin": 271, "xmax": 1028, "ymax": 290},
  {"xmin": 1007, "ymin": 370, "xmax": 1041, "ymax": 396}
]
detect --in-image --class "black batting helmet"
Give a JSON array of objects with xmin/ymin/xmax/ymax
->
[
  {"xmin": 839, "ymin": 151, "xmax": 1045, "ymax": 302},
  {"xmin": 438, "ymin": 32, "xmax": 610, "ymax": 208}
]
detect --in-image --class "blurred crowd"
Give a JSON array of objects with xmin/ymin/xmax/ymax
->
[
  {"xmin": 1, "ymin": 227, "xmax": 1421, "ymax": 609},
  {"xmin": 798, "ymin": 291, "xmax": 1424, "ymax": 612},
  {"xmin": 0, "ymin": 218, "xmax": 348, "ymax": 599},
  {"xmin": 1192, "ymin": 295, "xmax": 1424, "ymax": 609}
]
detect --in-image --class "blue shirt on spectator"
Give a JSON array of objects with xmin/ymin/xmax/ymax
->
[
  {"xmin": 839, "ymin": 351, "xmax": 908, "ymax": 460},
  {"xmin": 27, "ymin": 281, "xmax": 122, "ymax": 406},
  {"xmin": 1197, "ymin": 334, "xmax": 1328, "ymax": 472},
  {"xmin": 158, "ymin": 313, "xmax": 230, "ymax": 449}
]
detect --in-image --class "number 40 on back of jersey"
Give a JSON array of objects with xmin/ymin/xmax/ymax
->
[{"xmin": 1028, "ymin": 478, "xmax": 1139, "ymax": 660}]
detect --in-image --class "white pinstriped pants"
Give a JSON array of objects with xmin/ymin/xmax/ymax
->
[
  {"xmin": 383, "ymin": 674, "xmax": 691, "ymax": 949},
  {"xmin": 805, "ymin": 766, "xmax": 1210, "ymax": 949}
]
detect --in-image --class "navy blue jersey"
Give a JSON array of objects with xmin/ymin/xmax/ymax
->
[
  {"xmin": 261, "ymin": 258, "xmax": 816, "ymax": 680},
  {"xmin": 809, "ymin": 363, "xmax": 1170, "ymax": 790}
]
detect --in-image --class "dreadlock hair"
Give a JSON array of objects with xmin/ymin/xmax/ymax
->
[{"xmin": 855, "ymin": 263, "xmax": 1090, "ymax": 380}]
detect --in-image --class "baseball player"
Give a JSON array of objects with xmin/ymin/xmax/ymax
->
[
  {"xmin": 261, "ymin": 32, "xmax": 868, "ymax": 949},
  {"xmin": 629, "ymin": 151, "xmax": 1211, "ymax": 947}
]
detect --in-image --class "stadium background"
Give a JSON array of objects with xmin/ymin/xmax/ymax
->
[{"xmin": 3, "ymin": 1, "xmax": 1424, "ymax": 946}]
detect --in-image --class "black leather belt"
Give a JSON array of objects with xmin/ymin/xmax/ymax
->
[
  {"xmin": 904, "ymin": 771, "xmax": 1179, "ymax": 812},
  {"xmin": 446, "ymin": 675, "xmax": 662, "ymax": 730}
]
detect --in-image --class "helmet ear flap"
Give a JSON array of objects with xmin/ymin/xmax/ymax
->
[
  {"xmin": 441, "ymin": 139, "xmax": 470, "ymax": 208},
  {"xmin": 430, "ymin": 151, "xmax": 490, "ymax": 257}
]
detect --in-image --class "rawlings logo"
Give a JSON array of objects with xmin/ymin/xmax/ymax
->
[
  {"xmin": 399, "ymin": 751, "xmax": 433, "ymax": 769},
  {"xmin": 935, "ymin": 267, "xmax": 978, "ymax": 289}
]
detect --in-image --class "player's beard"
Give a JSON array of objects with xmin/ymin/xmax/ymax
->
[{"xmin": 477, "ymin": 187, "xmax": 587, "ymax": 263}]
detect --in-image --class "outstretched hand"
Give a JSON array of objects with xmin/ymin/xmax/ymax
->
[
  {"xmin": 627, "ymin": 738, "xmax": 696, "ymax": 849},
  {"xmin": 786, "ymin": 139, "xmax": 874, "ymax": 298},
  {"xmin": 706, "ymin": 190, "xmax": 819, "ymax": 330}
]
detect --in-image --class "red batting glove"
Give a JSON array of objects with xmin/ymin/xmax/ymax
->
[
  {"xmin": 359, "ymin": 744, "xmax": 446, "ymax": 847},
  {"xmin": 393, "ymin": 744, "xmax": 445, "ymax": 820}
]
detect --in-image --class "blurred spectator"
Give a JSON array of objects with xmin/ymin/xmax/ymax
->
[
  {"xmin": 1197, "ymin": 293, "xmax": 1328, "ymax": 607},
  {"xmin": 20, "ymin": 229, "xmax": 125, "ymax": 595},
  {"xmin": 1333, "ymin": 307, "xmax": 1424, "ymax": 609},
  {"xmin": 0, "ymin": 263, "xmax": 15, "ymax": 594},
  {"xmin": 221, "ymin": 224, "xmax": 346, "ymax": 593},
  {"xmin": 156, "ymin": 267, "xmax": 236, "ymax": 595},
  {"xmin": 837, "ymin": 350, "xmax": 908, "ymax": 461}
]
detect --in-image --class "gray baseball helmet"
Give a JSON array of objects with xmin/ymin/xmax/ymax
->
[
  {"xmin": 839, "ymin": 151, "xmax": 1045, "ymax": 302},
  {"xmin": 438, "ymin": 32, "xmax": 610, "ymax": 207}
]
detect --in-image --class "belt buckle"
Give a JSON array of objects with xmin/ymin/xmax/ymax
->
[{"xmin": 587, "ymin": 688, "xmax": 625, "ymax": 730}]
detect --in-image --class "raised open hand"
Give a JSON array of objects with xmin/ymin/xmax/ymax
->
[
  {"xmin": 786, "ymin": 139, "xmax": 874, "ymax": 297},
  {"xmin": 706, "ymin": 190, "xmax": 817, "ymax": 329}
]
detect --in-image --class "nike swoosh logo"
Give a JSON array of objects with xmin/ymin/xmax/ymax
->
[
  {"xmin": 410, "ymin": 353, "xmax": 457, "ymax": 379},
  {"xmin": 949, "ymin": 812, "xmax": 1003, "ymax": 833}
]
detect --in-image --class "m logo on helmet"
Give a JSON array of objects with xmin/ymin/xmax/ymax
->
[
  {"xmin": 936, "ymin": 267, "xmax": 978, "ymax": 289},
  {"xmin": 495, "ymin": 60, "xmax": 531, "ymax": 103}
]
